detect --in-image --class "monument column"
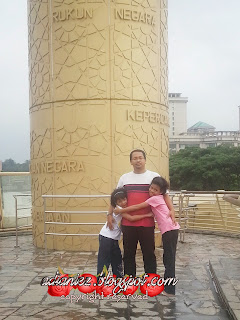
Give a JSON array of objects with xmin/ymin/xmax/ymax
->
[{"xmin": 28, "ymin": 0, "xmax": 169, "ymax": 250}]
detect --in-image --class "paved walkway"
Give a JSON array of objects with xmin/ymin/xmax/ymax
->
[{"xmin": 0, "ymin": 232, "xmax": 239, "ymax": 319}]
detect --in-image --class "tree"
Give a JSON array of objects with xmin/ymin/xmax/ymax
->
[
  {"xmin": 169, "ymin": 146, "xmax": 240, "ymax": 191},
  {"xmin": 2, "ymin": 159, "xmax": 30, "ymax": 172}
]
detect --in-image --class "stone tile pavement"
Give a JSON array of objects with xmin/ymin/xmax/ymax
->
[{"xmin": 0, "ymin": 232, "xmax": 239, "ymax": 319}]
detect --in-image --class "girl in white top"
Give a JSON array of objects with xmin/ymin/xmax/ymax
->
[{"xmin": 97, "ymin": 188, "xmax": 153, "ymax": 279}]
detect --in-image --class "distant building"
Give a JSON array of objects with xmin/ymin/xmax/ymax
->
[
  {"xmin": 168, "ymin": 93, "xmax": 188, "ymax": 137},
  {"xmin": 187, "ymin": 121, "xmax": 215, "ymax": 134},
  {"xmin": 170, "ymin": 130, "xmax": 240, "ymax": 153},
  {"xmin": 239, "ymin": 106, "xmax": 240, "ymax": 131},
  {"xmin": 168, "ymin": 94, "xmax": 240, "ymax": 153}
]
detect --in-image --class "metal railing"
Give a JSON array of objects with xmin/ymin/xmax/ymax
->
[
  {"xmin": 172, "ymin": 190, "xmax": 240, "ymax": 241},
  {"xmin": 42, "ymin": 194, "xmax": 110, "ymax": 250},
  {"xmin": 1, "ymin": 184, "xmax": 238, "ymax": 248},
  {"xmin": 42, "ymin": 191, "xmax": 240, "ymax": 249},
  {"xmin": 13, "ymin": 194, "xmax": 32, "ymax": 247},
  {"xmin": 0, "ymin": 172, "xmax": 31, "ymax": 230},
  {"xmin": 42, "ymin": 194, "xmax": 161, "ymax": 250}
]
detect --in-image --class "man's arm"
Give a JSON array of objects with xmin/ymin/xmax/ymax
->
[
  {"xmin": 163, "ymin": 193, "xmax": 177, "ymax": 224},
  {"xmin": 114, "ymin": 202, "xmax": 149, "ymax": 214},
  {"xmin": 122, "ymin": 212, "xmax": 153, "ymax": 221}
]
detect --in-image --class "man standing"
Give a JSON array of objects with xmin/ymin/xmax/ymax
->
[{"xmin": 108, "ymin": 149, "xmax": 175, "ymax": 277}]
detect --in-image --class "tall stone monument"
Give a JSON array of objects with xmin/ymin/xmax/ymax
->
[{"xmin": 28, "ymin": 0, "xmax": 169, "ymax": 250}]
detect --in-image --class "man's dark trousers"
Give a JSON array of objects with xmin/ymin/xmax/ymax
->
[{"xmin": 121, "ymin": 225, "xmax": 156, "ymax": 277}]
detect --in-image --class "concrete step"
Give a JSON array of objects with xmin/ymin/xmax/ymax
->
[{"xmin": 209, "ymin": 258, "xmax": 240, "ymax": 320}]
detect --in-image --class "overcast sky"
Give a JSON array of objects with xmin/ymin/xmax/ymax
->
[{"xmin": 0, "ymin": 1, "xmax": 240, "ymax": 162}]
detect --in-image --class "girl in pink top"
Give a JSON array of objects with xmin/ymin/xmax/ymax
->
[{"xmin": 114, "ymin": 177, "xmax": 180, "ymax": 296}]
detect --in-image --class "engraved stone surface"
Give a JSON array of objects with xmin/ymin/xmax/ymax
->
[{"xmin": 28, "ymin": 0, "xmax": 169, "ymax": 250}]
